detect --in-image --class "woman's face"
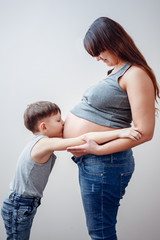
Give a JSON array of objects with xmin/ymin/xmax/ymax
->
[{"xmin": 96, "ymin": 50, "xmax": 119, "ymax": 66}]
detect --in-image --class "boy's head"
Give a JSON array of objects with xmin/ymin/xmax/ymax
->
[{"xmin": 24, "ymin": 101, "xmax": 64, "ymax": 137}]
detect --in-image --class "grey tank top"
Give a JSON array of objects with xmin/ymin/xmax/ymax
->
[
  {"xmin": 71, "ymin": 63, "xmax": 132, "ymax": 128},
  {"xmin": 10, "ymin": 135, "xmax": 56, "ymax": 198}
]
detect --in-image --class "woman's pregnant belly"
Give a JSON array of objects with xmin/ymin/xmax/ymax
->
[{"xmin": 63, "ymin": 112, "xmax": 116, "ymax": 138}]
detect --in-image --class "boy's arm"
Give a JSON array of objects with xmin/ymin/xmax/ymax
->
[
  {"xmin": 83, "ymin": 127, "xmax": 141, "ymax": 144},
  {"xmin": 31, "ymin": 127, "xmax": 141, "ymax": 164},
  {"xmin": 31, "ymin": 136, "xmax": 85, "ymax": 164}
]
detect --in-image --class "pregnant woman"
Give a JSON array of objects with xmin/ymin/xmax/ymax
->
[{"xmin": 63, "ymin": 17, "xmax": 159, "ymax": 240}]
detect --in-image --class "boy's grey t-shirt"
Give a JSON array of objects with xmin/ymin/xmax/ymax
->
[{"xmin": 10, "ymin": 135, "xmax": 56, "ymax": 198}]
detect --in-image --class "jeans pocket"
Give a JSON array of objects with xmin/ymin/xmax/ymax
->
[
  {"xmin": 17, "ymin": 205, "xmax": 36, "ymax": 222},
  {"xmin": 19, "ymin": 205, "xmax": 33, "ymax": 216},
  {"xmin": 81, "ymin": 157, "xmax": 103, "ymax": 176},
  {"xmin": 120, "ymin": 171, "xmax": 133, "ymax": 198}
]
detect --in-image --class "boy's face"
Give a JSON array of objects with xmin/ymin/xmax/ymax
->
[{"xmin": 44, "ymin": 111, "xmax": 64, "ymax": 138}]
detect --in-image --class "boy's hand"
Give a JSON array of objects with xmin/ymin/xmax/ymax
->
[
  {"xmin": 119, "ymin": 127, "xmax": 142, "ymax": 141},
  {"xmin": 67, "ymin": 137, "xmax": 99, "ymax": 157}
]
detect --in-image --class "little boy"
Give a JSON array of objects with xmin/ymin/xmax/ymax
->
[{"xmin": 1, "ymin": 101, "xmax": 141, "ymax": 240}]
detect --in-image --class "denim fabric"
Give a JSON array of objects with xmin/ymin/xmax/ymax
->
[
  {"xmin": 1, "ymin": 192, "xmax": 41, "ymax": 240},
  {"xmin": 72, "ymin": 149, "xmax": 135, "ymax": 240}
]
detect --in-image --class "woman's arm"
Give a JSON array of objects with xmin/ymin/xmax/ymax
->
[
  {"xmin": 67, "ymin": 67, "xmax": 155, "ymax": 156},
  {"xmin": 31, "ymin": 127, "xmax": 141, "ymax": 163}
]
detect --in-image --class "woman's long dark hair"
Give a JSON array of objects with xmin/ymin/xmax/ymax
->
[{"xmin": 84, "ymin": 17, "xmax": 159, "ymax": 102}]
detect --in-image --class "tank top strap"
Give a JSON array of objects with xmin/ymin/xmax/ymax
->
[
  {"xmin": 28, "ymin": 135, "xmax": 48, "ymax": 150},
  {"xmin": 115, "ymin": 63, "xmax": 131, "ymax": 79}
]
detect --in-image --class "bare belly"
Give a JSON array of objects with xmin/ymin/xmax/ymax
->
[{"xmin": 63, "ymin": 112, "xmax": 116, "ymax": 138}]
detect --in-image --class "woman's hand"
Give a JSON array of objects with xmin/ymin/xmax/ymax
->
[
  {"xmin": 67, "ymin": 137, "xmax": 100, "ymax": 157},
  {"xmin": 67, "ymin": 127, "xmax": 142, "ymax": 157}
]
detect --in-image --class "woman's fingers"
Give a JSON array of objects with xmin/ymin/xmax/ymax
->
[
  {"xmin": 67, "ymin": 146, "xmax": 87, "ymax": 157},
  {"xmin": 67, "ymin": 146, "xmax": 86, "ymax": 152},
  {"xmin": 67, "ymin": 138, "xmax": 99, "ymax": 156}
]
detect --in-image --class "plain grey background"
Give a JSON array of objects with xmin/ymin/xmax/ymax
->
[{"xmin": 0, "ymin": 0, "xmax": 160, "ymax": 239}]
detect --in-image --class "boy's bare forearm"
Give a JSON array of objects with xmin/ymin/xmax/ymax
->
[
  {"xmin": 47, "ymin": 130, "xmax": 121, "ymax": 151},
  {"xmin": 48, "ymin": 127, "xmax": 141, "ymax": 151},
  {"xmin": 47, "ymin": 137, "xmax": 85, "ymax": 151},
  {"xmin": 83, "ymin": 130, "xmax": 121, "ymax": 144}
]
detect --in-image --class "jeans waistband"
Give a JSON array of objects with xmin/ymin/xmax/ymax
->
[
  {"xmin": 72, "ymin": 149, "xmax": 133, "ymax": 163},
  {"xmin": 8, "ymin": 192, "xmax": 41, "ymax": 207}
]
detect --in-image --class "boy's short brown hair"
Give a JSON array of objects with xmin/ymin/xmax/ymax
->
[{"xmin": 24, "ymin": 101, "xmax": 61, "ymax": 133}]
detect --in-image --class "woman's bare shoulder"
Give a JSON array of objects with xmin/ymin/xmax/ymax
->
[
  {"xmin": 120, "ymin": 65, "xmax": 152, "ymax": 91},
  {"xmin": 124, "ymin": 65, "xmax": 153, "ymax": 88},
  {"xmin": 126, "ymin": 65, "xmax": 150, "ymax": 79}
]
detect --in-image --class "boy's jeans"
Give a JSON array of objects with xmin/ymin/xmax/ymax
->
[
  {"xmin": 1, "ymin": 192, "xmax": 41, "ymax": 240},
  {"xmin": 72, "ymin": 149, "xmax": 135, "ymax": 240}
]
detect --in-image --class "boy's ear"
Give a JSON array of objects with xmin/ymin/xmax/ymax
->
[{"xmin": 39, "ymin": 121, "xmax": 47, "ymax": 131}]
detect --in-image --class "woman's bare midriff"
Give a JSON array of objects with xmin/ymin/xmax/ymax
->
[{"xmin": 63, "ymin": 112, "xmax": 117, "ymax": 138}]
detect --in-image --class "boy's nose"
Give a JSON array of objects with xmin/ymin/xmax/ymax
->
[{"xmin": 96, "ymin": 56, "xmax": 101, "ymax": 61}]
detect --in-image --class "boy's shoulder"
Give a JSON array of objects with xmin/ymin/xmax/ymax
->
[{"xmin": 19, "ymin": 135, "xmax": 47, "ymax": 160}]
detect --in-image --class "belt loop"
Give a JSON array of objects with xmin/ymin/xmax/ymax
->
[
  {"xmin": 72, "ymin": 156, "xmax": 78, "ymax": 164},
  {"xmin": 7, "ymin": 191, "xmax": 14, "ymax": 200},
  {"xmin": 79, "ymin": 156, "xmax": 83, "ymax": 164},
  {"xmin": 72, "ymin": 156, "xmax": 83, "ymax": 164},
  {"xmin": 110, "ymin": 154, "xmax": 113, "ymax": 163},
  {"xmin": 33, "ymin": 198, "xmax": 41, "ymax": 208}
]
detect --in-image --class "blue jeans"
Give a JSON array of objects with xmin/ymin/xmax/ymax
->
[
  {"xmin": 72, "ymin": 149, "xmax": 135, "ymax": 240},
  {"xmin": 1, "ymin": 192, "xmax": 41, "ymax": 240}
]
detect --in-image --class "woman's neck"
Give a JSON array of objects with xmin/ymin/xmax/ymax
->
[{"xmin": 112, "ymin": 61, "xmax": 127, "ymax": 74}]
